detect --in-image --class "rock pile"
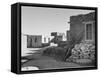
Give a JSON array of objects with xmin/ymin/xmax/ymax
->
[{"xmin": 66, "ymin": 43, "xmax": 95, "ymax": 63}]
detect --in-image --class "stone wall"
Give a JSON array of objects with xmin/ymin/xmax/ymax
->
[{"xmin": 66, "ymin": 42, "xmax": 95, "ymax": 63}]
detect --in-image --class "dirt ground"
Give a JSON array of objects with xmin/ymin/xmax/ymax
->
[{"xmin": 21, "ymin": 52, "xmax": 81, "ymax": 70}]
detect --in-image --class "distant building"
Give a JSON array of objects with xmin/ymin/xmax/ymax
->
[
  {"xmin": 51, "ymin": 32, "xmax": 66, "ymax": 42},
  {"xmin": 27, "ymin": 35, "xmax": 42, "ymax": 48},
  {"xmin": 51, "ymin": 32, "xmax": 57, "ymax": 36},
  {"xmin": 55, "ymin": 35, "xmax": 63, "ymax": 42},
  {"xmin": 69, "ymin": 12, "xmax": 95, "ymax": 44},
  {"xmin": 50, "ymin": 32, "xmax": 63, "ymax": 43},
  {"xmin": 42, "ymin": 36, "xmax": 52, "ymax": 43}
]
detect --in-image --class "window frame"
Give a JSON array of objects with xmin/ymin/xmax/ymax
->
[{"xmin": 84, "ymin": 21, "xmax": 94, "ymax": 41}]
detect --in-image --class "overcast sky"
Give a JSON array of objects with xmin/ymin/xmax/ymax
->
[{"xmin": 21, "ymin": 6, "xmax": 94, "ymax": 37}]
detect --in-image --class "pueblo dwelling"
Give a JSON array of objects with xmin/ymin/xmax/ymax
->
[
  {"xmin": 27, "ymin": 35, "xmax": 42, "ymax": 48},
  {"xmin": 67, "ymin": 12, "xmax": 95, "ymax": 44}
]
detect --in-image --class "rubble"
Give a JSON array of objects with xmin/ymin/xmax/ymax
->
[{"xmin": 66, "ymin": 43, "xmax": 95, "ymax": 63}]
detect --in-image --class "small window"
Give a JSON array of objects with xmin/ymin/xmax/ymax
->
[
  {"xmin": 35, "ymin": 37, "xmax": 37, "ymax": 43},
  {"xmin": 85, "ymin": 22, "xmax": 93, "ymax": 40},
  {"xmin": 44, "ymin": 37, "xmax": 46, "ymax": 42},
  {"xmin": 27, "ymin": 36, "xmax": 32, "ymax": 48},
  {"xmin": 48, "ymin": 38, "xmax": 50, "ymax": 42}
]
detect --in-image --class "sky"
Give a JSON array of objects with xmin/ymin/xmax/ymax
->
[{"xmin": 21, "ymin": 6, "xmax": 94, "ymax": 37}]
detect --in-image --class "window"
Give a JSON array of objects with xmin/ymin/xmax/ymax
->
[
  {"xmin": 44, "ymin": 37, "xmax": 46, "ymax": 43},
  {"xmin": 85, "ymin": 22, "xmax": 93, "ymax": 41},
  {"xmin": 27, "ymin": 36, "xmax": 32, "ymax": 48},
  {"xmin": 48, "ymin": 38, "xmax": 50, "ymax": 42},
  {"xmin": 35, "ymin": 37, "xmax": 37, "ymax": 43}
]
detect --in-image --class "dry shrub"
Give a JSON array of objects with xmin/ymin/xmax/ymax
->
[{"xmin": 42, "ymin": 47, "xmax": 66, "ymax": 61}]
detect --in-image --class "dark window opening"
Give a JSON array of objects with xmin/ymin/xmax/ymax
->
[{"xmin": 86, "ymin": 23, "xmax": 93, "ymax": 40}]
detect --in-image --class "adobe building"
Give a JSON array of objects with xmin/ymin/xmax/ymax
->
[
  {"xmin": 69, "ymin": 12, "xmax": 95, "ymax": 44},
  {"xmin": 51, "ymin": 32, "xmax": 66, "ymax": 42},
  {"xmin": 21, "ymin": 34, "xmax": 42, "ymax": 56},
  {"xmin": 27, "ymin": 35, "xmax": 42, "ymax": 48},
  {"xmin": 51, "ymin": 32, "xmax": 63, "ymax": 43}
]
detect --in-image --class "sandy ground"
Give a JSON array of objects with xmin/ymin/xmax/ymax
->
[
  {"xmin": 21, "ymin": 46, "xmax": 82, "ymax": 70},
  {"xmin": 22, "ymin": 55, "xmax": 81, "ymax": 70}
]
